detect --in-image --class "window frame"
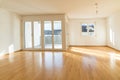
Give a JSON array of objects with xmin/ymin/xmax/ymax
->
[{"xmin": 81, "ymin": 22, "xmax": 96, "ymax": 37}]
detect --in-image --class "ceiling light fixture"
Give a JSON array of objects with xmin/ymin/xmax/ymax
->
[{"xmin": 95, "ymin": 3, "xmax": 98, "ymax": 15}]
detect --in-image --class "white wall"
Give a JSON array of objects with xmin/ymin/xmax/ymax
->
[
  {"xmin": 68, "ymin": 18, "xmax": 107, "ymax": 46},
  {"xmin": 0, "ymin": 8, "xmax": 21, "ymax": 55},
  {"xmin": 107, "ymin": 11, "xmax": 120, "ymax": 50}
]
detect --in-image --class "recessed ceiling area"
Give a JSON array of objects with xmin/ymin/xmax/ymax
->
[{"xmin": 0, "ymin": 0, "xmax": 120, "ymax": 18}]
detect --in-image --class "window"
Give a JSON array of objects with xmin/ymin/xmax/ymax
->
[
  {"xmin": 81, "ymin": 23, "xmax": 95, "ymax": 36},
  {"xmin": 82, "ymin": 24, "xmax": 88, "ymax": 36}
]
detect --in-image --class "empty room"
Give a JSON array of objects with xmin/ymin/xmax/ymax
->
[{"xmin": 0, "ymin": 0, "xmax": 120, "ymax": 80}]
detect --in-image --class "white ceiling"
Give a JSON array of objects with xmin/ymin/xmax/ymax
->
[{"xmin": 0, "ymin": 0, "xmax": 120, "ymax": 18}]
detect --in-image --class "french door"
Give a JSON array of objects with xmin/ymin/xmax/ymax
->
[{"xmin": 23, "ymin": 20, "xmax": 63, "ymax": 50}]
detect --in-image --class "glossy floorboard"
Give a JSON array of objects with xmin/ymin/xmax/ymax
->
[{"xmin": 0, "ymin": 47, "xmax": 120, "ymax": 80}]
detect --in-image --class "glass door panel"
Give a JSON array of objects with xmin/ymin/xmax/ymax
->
[
  {"xmin": 44, "ymin": 21, "xmax": 52, "ymax": 49},
  {"xmin": 24, "ymin": 21, "xmax": 32, "ymax": 48},
  {"xmin": 24, "ymin": 20, "xmax": 63, "ymax": 50},
  {"xmin": 53, "ymin": 21, "xmax": 62, "ymax": 49},
  {"xmin": 33, "ymin": 21, "xmax": 41, "ymax": 48}
]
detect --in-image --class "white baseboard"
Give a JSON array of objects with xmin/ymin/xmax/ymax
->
[{"xmin": 69, "ymin": 45, "xmax": 107, "ymax": 47}]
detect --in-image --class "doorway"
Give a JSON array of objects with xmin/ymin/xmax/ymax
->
[{"xmin": 23, "ymin": 20, "xmax": 64, "ymax": 50}]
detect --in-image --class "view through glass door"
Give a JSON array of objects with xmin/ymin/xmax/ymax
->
[
  {"xmin": 24, "ymin": 21, "xmax": 42, "ymax": 49},
  {"xmin": 33, "ymin": 21, "xmax": 41, "ymax": 48},
  {"xmin": 24, "ymin": 21, "xmax": 32, "ymax": 48},
  {"xmin": 24, "ymin": 20, "xmax": 63, "ymax": 50},
  {"xmin": 44, "ymin": 21, "xmax": 53, "ymax": 49},
  {"xmin": 53, "ymin": 21, "xmax": 62, "ymax": 49}
]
